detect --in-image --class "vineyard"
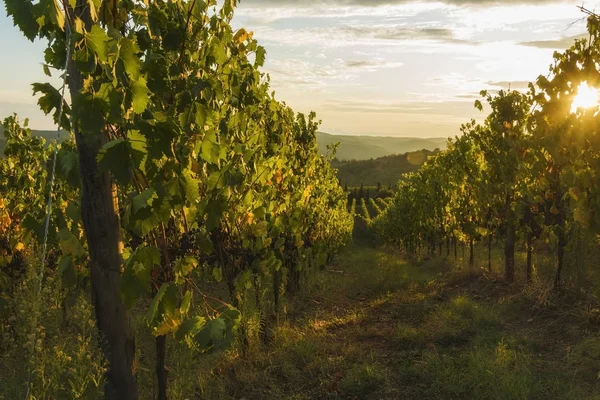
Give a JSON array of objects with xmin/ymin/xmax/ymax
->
[
  {"xmin": 373, "ymin": 12, "xmax": 600, "ymax": 289},
  {"xmin": 1, "ymin": 1, "xmax": 353, "ymax": 398},
  {"xmin": 3, "ymin": 1, "xmax": 600, "ymax": 400}
]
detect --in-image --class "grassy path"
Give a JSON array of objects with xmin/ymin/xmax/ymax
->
[{"xmin": 197, "ymin": 245, "xmax": 600, "ymax": 400}]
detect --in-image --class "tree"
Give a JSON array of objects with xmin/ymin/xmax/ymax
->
[
  {"xmin": 6, "ymin": 0, "xmax": 138, "ymax": 396},
  {"xmin": 473, "ymin": 90, "xmax": 531, "ymax": 282}
]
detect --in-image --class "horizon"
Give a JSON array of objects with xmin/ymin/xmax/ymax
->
[{"xmin": 1, "ymin": 0, "xmax": 598, "ymax": 137}]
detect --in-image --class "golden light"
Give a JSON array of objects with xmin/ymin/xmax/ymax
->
[{"xmin": 571, "ymin": 82, "xmax": 600, "ymax": 113}]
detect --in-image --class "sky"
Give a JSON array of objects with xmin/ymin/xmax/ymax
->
[{"xmin": 0, "ymin": 0, "xmax": 598, "ymax": 138}]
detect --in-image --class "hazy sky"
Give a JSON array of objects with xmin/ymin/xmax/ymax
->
[{"xmin": 1, "ymin": 0, "xmax": 598, "ymax": 137}]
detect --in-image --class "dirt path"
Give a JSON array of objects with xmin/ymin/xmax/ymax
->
[{"xmin": 199, "ymin": 245, "xmax": 600, "ymax": 400}]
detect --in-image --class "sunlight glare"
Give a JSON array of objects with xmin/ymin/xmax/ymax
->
[{"xmin": 571, "ymin": 82, "xmax": 600, "ymax": 113}]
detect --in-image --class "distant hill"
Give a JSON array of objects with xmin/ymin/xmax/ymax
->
[
  {"xmin": 2, "ymin": 130, "xmax": 446, "ymax": 162},
  {"xmin": 333, "ymin": 149, "xmax": 439, "ymax": 187},
  {"xmin": 317, "ymin": 132, "xmax": 447, "ymax": 161}
]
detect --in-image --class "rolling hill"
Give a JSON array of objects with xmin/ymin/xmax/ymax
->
[
  {"xmin": 317, "ymin": 132, "xmax": 447, "ymax": 161},
  {"xmin": 333, "ymin": 149, "xmax": 439, "ymax": 187},
  {"xmin": 2, "ymin": 130, "xmax": 445, "ymax": 163}
]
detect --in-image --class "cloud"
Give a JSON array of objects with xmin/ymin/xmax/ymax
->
[
  {"xmin": 240, "ymin": 0, "xmax": 577, "ymax": 7},
  {"xmin": 246, "ymin": 24, "xmax": 477, "ymax": 49},
  {"xmin": 323, "ymin": 99, "xmax": 481, "ymax": 116},
  {"xmin": 518, "ymin": 33, "xmax": 587, "ymax": 48},
  {"xmin": 344, "ymin": 59, "xmax": 405, "ymax": 70},
  {"xmin": 339, "ymin": 25, "xmax": 474, "ymax": 43},
  {"xmin": 487, "ymin": 80, "xmax": 531, "ymax": 89},
  {"xmin": 264, "ymin": 57, "xmax": 404, "ymax": 88},
  {"xmin": 241, "ymin": 0, "xmax": 565, "ymax": 6},
  {"xmin": 455, "ymin": 93, "xmax": 482, "ymax": 99}
]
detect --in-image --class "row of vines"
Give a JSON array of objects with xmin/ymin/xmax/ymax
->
[
  {"xmin": 1, "ymin": 1, "xmax": 353, "ymax": 399},
  {"xmin": 375, "ymin": 11, "xmax": 600, "ymax": 288},
  {"xmin": 351, "ymin": 197, "xmax": 390, "ymax": 222}
]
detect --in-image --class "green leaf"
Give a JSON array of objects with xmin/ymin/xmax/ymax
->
[
  {"xmin": 56, "ymin": 146, "xmax": 80, "ymax": 186},
  {"xmin": 161, "ymin": 283, "xmax": 179, "ymax": 315},
  {"xmin": 174, "ymin": 256, "xmax": 198, "ymax": 282},
  {"xmin": 131, "ymin": 76, "xmax": 150, "ymax": 113},
  {"xmin": 97, "ymin": 138, "xmax": 145, "ymax": 185},
  {"xmin": 212, "ymin": 267, "xmax": 222, "ymax": 282},
  {"xmin": 127, "ymin": 129, "xmax": 147, "ymax": 170},
  {"xmin": 175, "ymin": 316, "xmax": 206, "ymax": 342},
  {"xmin": 201, "ymin": 139, "xmax": 219, "ymax": 164},
  {"xmin": 194, "ymin": 307, "xmax": 241, "ymax": 352},
  {"xmin": 132, "ymin": 188, "xmax": 158, "ymax": 213},
  {"xmin": 204, "ymin": 197, "xmax": 226, "ymax": 231},
  {"xmin": 5, "ymin": 0, "xmax": 39, "ymax": 41},
  {"xmin": 33, "ymin": 0, "xmax": 64, "ymax": 31},
  {"xmin": 197, "ymin": 231, "xmax": 214, "ymax": 253},
  {"xmin": 121, "ymin": 244, "xmax": 161, "ymax": 305},
  {"xmin": 195, "ymin": 103, "xmax": 208, "ymax": 126},
  {"xmin": 255, "ymin": 46, "xmax": 266, "ymax": 67},
  {"xmin": 85, "ymin": 24, "xmax": 111, "ymax": 62},
  {"xmin": 133, "ymin": 245, "xmax": 161, "ymax": 268},
  {"xmin": 58, "ymin": 228, "xmax": 85, "ymax": 258},
  {"xmin": 118, "ymin": 38, "xmax": 142, "ymax": 80},
  {"xmin": 180, "ymin": 169, "xmax": 200, "ymax": 203},
  {"xmin": 58, "ymin": 256, "xmax": 78, "ymax": 287},
  {"xmin": 221, "ymin": 0, "xmax": 235, "ymax": 17},
  {"xmin": 207, "ymin": 171, "xmax": 225, "ymax": 190},
  {"xmin": 73, "ymin": 46, "xmax": 97, "ymax": 73},
  {"xmin": 97, "ymin": 139, "xmax": 130, "ymax": 184},
  {"xmin": 180, "ymin": 290, "xmax": 193, "ymax": 315},
  {"xmin": 194, "ymin": 318, "xmax": 224, "ymax": 350},
  {"xmin": 146, "ymin": 283, "xmax": 170, "ymax": 324},
  {"xmin": 73, "ymin": 93, "xmax": 106, "ymax": 133},
  {"xmin": 191, "ymin": 0, "xmax": 208, "ymax": 20},
  {"xmin": 89, "ymin": 84, "xmax": 118, "ymax": 123},
  {"xmin": 32, "ymin": 82, "xmax": 71, "ymax": 130},
  {"xmin": 65, "ymin": 202, "xmax": 81, "ymax": 224},
  {"xmin": 21, "ymin": 215, "xmax": 44, "ymax": 240}
]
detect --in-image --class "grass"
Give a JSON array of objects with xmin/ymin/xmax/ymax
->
[{"xmin": 167, "ymin": 244, "xmax": 600, "ymax": 399}]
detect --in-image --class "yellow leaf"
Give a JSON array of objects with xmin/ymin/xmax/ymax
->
[
  {"xmin": 153, "ymin": 317, "xmax": 181, "ymax": 336},
  {"xmin": 15, "ymin": 242, "xmax": 25, "ymax": 252},
  {"xmin": 568, "ymin": 187, "xmax": 580, "ymax": 201},
  {"xmin": 0, "ymin": 211, "xmax": 11, "ymax": 227},
  {"xmin": 233, "ymin": 28, "xmax": 252, "ymax": 45}
]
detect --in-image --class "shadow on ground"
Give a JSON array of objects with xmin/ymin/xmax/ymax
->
[{"xmin": 174, "ymin": 245, "xmax": 600, "ymax": 400}]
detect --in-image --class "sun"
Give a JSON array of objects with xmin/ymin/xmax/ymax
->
[{"xmin": 571, "ymin": 82, "xmax": 600, "ymax": 113}]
